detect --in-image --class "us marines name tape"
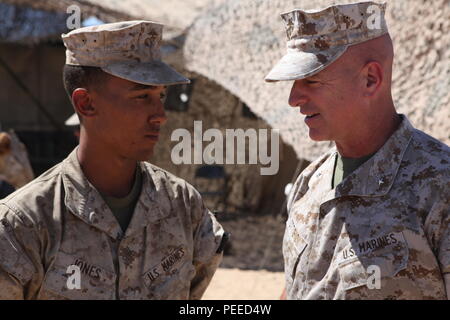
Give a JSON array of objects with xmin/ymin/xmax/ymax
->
[
  {"xmin": 143, "ymin": 246, "xmax": 186, "ymax": 286},
  {"xmin": 338, "ymin": 231, "xmax": 405, "ymax": 265}
]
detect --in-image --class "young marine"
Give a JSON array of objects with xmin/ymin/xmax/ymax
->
[{"xmin": 0, "ymin": 21, "xmax": 226, "ymax": 300}]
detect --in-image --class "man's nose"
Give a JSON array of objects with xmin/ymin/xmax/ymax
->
[
  {"xmin": 288, "ymin": 80, "xmax": 308, "ymax": 107},
  {"xmin": 150, "ymin": 100, "xmax": 168, "ymax": 125}
]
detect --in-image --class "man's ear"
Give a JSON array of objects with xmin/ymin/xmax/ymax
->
[
  {"xmin": 363, "ymin": 61, "xmax": 384, "ymax": 97},
  {"xmin": 72, "ymin": 88, "xmax": 96, "ymax": 118}
]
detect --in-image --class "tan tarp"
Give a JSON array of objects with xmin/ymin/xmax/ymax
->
[
  {"xmin": 1, "ymin": 0, "xmax": 221, "ymax": 33},
  {"xmin": 184, "ymin": 0, "xmax": 450, "ymax": 161}
]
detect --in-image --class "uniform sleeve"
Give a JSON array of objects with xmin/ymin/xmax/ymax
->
[
  {"xmin": 424, "ymin": 197, "xmax": 450, "ymax": 300},
  {"xmin": 0, "ymin": 205, "xmax": 37, "ymax": 299},
  {"xmin": 437, "ymin": 216, "xmax": 450, "ymax": 300},
  {"xmin": 187, "ymin": 187, "xmax": 225, "ymax": 300},
  {"xmin": 0, "ymin": 269, "xmax": 26, "ymax": 299},
  {"xmin": 445, "ymin": 274, "xmax": 450, "ymax": 301}
]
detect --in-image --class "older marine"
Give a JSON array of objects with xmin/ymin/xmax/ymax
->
[{"xmin": 266, "ymin": 2, "xmax": 449, "ymax": 299}]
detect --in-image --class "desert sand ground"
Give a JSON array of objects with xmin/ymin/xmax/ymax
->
[
  {"xmin": 203, "ymin": 268, "xmax": 285, "ymax": 300},
  {"xmin": 202, "ymin": 213, "xmax": 286, "ymax": 300}
]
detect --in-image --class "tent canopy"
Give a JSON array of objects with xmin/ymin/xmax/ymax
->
[{"xmin": 184, "ymin": 0, "xmax": 450, "ymax": 160}]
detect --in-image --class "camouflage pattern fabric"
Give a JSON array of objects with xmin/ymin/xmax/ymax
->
[
  {"xmin": 62, "ymin": 20, "xmax": 189, "ymax": 86},
  {"xmin": 284, "ymin": 115, "xmax": 450, "ymax": 299},
  {"xmin": 265, "ymin": 1, "xmax": 388, "ymax": 81},
  {"xmin": 0, "ymin": 148, "xmax": 224, "ymax": 299}
]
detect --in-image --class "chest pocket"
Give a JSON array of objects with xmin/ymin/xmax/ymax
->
[
  {"xmin": 283, "ymin": 219, "xmax": 308, "ymax": 284},
  {"xmin": 39, "ymin": 251, "xmax": 116, "ymax": 300},
  {"xmin": 338, "ymin": 231, "xmax": 409, "ymax": 292}
]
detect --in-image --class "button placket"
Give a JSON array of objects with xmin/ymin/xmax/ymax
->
[
  {"xmin": 115, "ymin": 235, "xmax": 129, "ymax": 300},
  {"xmin": 299, "ymin": 208, "xmax": 320, "ymax": 298}
]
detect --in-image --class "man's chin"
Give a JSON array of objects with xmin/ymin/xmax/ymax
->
[
  {"xmin": 135, "ymin": 148, "xmax": 155, "ymax": 162},
  {"xmin": 308, "ymin": 130, "xmax": 329, "ymax": 142},
  {"xmin": 142, "ymin": 152, "xmax": 154, "ymax": 162}
]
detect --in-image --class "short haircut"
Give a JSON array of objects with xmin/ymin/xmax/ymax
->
[
  {"xmin": 62, "ymin": 65, "xmax": 108, "ymax": 124},
  {"xmin": 62, "ymin": 64, "xmax": 107, "ymax": 99}
]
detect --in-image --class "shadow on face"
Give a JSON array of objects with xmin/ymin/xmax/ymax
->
[
  {"xmin": 78, "ymin": 73, "xmax": 168, "ymax": 161},
  {"xmin": 288, "ymin": 34, "xmax": 394, "ymax": 143}
]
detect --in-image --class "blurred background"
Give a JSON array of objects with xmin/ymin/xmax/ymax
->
[{"xmin": 0, "ymin": 0, "xmax": 448, "ymax": 299}]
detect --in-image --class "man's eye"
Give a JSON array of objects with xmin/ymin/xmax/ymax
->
[
  {"xmin": 160, "ymin": 93, "xmax": 167, "ymax": 101},
  {"xmin": 306, "ymin": 80, "xmax": 320, "ymax": 85},
  {"xmin": 136, "ymin": 94, "xmax": 148, "ymax": 99}
]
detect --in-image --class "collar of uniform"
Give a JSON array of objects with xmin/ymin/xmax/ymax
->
[
  {"xmin": 307, "ymin": 147, "xmax": 337, "ymax": 195},
  {"xmin": 334, "ymin": 114, "xmax": 414, "ymax": 198},
  {"xmin": 61, "ymin": 148, "xmax": 172, "ymax": 240},
  {"xmin": 123, "ymin": 162, "xmax": 172, "ymax": 238},
  {"xmin": 308, "ymin": 115, "xmax": 414, "ymax": 201},
  {"xmin": 61, "ymin": 148, "xmax": 123, "ymax": 239}
]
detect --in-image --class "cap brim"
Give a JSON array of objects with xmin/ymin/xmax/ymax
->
[
  {"xmin": 265, "ymin": 46, "xmax": 348, "ymax": 82},
  {"xmin": 102, "ymin": 60, "xmax": 190, "ymax": 86}
]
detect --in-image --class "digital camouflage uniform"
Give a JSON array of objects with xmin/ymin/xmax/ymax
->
[
  {"xmin": 283, "ymin": 116, "xmax": 449, "ymax": 299},
  {"xmin": 265, "ymin": 2, "xmax": 450, "ymax": 299},
  {"xmin": 0, "ymin": 148, "xmax": 224, "ymax": 299},
  {"xmin": 0, "ymin": 21, "xmax": 225, "ymax": 300},
  {"xmin": 265, "ymin": 2, "xmax": 388, "ymax": 82}
]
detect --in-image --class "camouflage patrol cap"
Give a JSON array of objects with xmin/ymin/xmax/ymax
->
[
  {"xmin": 265, "ymin": 1, "xmax": 388, "ymax": 82},
  {"xmin": 62, "ymin": 20, "xmax": 190, "ymax": 86}
]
